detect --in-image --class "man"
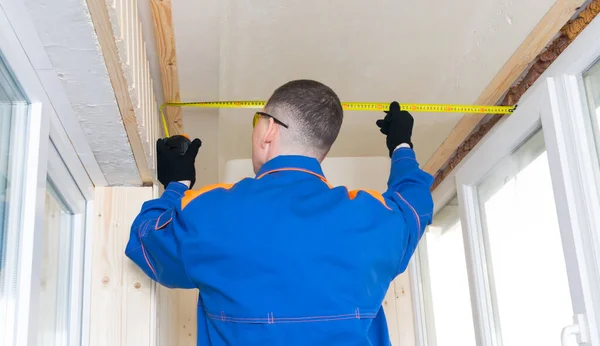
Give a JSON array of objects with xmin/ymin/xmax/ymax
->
[{"xmin": 126, "ymin": 80, "xmax": 434, "ymax": 345}]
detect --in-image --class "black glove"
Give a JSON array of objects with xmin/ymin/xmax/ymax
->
[
  {"xmin": 376, "ymin": 101, "xmax": 414, "ymax": 157},
  {"xmin": 156, "ymin": 135, "xmax": 202, "ymax": 189}
]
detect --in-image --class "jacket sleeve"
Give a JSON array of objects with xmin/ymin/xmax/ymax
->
[
  {"xmin": 125, "ymin": 182, "xmax": 196, "ymax": 289},
  {"xmin": 383, "ymin": 147, "xmax": 434, "ymax": 274}
]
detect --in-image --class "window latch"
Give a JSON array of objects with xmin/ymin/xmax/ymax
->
[{"xmin": 561, "ymin": 314, "xmax": 590, "ymax": 345}]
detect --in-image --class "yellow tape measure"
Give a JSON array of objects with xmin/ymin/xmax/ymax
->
[{"xmin": 160, "ymin": 101, "xmax": 516, "ymax": 137}]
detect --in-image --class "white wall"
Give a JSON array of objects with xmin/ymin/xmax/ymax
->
[{"xmin": 223, "ymin": 156, "xmax": 389, "ymax": 188}]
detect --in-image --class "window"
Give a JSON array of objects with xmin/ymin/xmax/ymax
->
[
  {"xmin": 1, "ymin": 8, "xmax": 97, "ymax": 344},
  {"xmin": 584, "ymin": 58, "xmax": 600, "ymax": 155},
  {"xmin": 419, "ymin": 197, "xmax": 476, "ymax": 346},
  {"xmin": 477, "ymin": 129, "xmax": 572, "ymax": 346},
  {"xmin": 0, "ymin": 52, "xmax": 29, "ymax": 345},
  {"xmin": 429, "ymin": 15, "xmax": 600, "ymax": 346},
  {"xmin": 34, "ymin": 144, "xmax": 88, "ymax": 345}
]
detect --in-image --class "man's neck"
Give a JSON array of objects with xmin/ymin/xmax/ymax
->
[{"xmin": 267, "ymin": 148, "xmax": 322, "ymax": 163}]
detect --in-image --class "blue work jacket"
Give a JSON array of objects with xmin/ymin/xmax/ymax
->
[{"xmin": 126, "ymin": 148, "xmax": 434, "ymax": 345}]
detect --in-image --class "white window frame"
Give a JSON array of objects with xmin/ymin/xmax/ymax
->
[
  {"xmin": 452, "ymin": 15, "xmax": 600, "ymax": 346},
  {"xmin": 0, "ymin": 1, "xmax": 102, "ymax": 345},
  {"xmin": 456, "ymin": 86, "xmax": 549, "ymax": 346},
  {"xmin": 45, "ymin": 142, "xmax": 89, "ymax": 346}
]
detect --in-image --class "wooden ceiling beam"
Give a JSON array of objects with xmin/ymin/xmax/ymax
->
[
  {"xmin": 430, "ymin": 0, "xmax": 600, "ymax": 190},
  {"xmin": 150, "ymin": 0, "xmax": 183, "ymax": 137},
  {"xmin": 424, "ymin": 0, "xmax": 587, "ymax": 179},
  {"xmin": 86, "ymin": 0, "xmax": 153, "ymax": 185}
]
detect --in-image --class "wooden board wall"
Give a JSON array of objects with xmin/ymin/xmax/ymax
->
[
  {"xmin": 383, "ymin": 273, "xmax": 416, "ymax": 346},
  {"xmin": 174, "ymin": 289, "xmax": 198, "ymax": 345},
  {"xmin": 90, "ymin": 187, "xmax": 181, "ymax": 346},
  {"xmin": 156, "ymin": 286, "xmax": 182, "ymax": 345}
]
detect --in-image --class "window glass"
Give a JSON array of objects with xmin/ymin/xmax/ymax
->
[
  {"xmin": 477, "ymin": 129, "xmax": 572, "ymax": 346},
  {"xmin": 420, "ymin": 197, "xmax": 476, "ymax": 346},
  {"xmin": 584, "ymin": 58, "xmax": 600, "ymax": 145},
  {"xmin": 584, "ymin": 59, "xmax": 600, "ymax": 197},
  {"xmin": 0, "ymin": 51, "xmax": 29, "ymax": 345}
]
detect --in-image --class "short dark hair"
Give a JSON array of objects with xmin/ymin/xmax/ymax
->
[{"xmin": 265, "ymin": 80, "xmax": 343, "ymax": 156}]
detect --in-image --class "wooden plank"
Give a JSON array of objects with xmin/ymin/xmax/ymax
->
[
  {"xmin": 150, "ymin": 0, "xmax": 184, "ymax": 136},
  {"xmin": 157, "ymin": 286, "xmax": 180, "ymax": 346},
  {"xmin": 382, "ymin": 281, "xmax": 401, "ymax": 345},
  {"xmin": 394, "ymin": 273, "xmax": 416, "ymax": 346},
  {"xmin": 151, "ymin": 183, "xmax": 182, "ymax": 346},
  {"xmin": 177, "ymin": 289, "xmax": 198, "ymax": 346},
  {"xmin": 89, "ymin": 187, "xmax": 153, "ymax": 346},
  {"xmin": 86, "ymin": 0, "xmax": 154, "ymax": 185},
  {"xmin": 423, "ymin": 0, "xmax": 586, "ymax": 176}
]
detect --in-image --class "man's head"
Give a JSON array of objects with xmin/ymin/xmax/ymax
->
[{"xmin": 251, "ymin": 79, "xmax": 343, "ymax": 173}]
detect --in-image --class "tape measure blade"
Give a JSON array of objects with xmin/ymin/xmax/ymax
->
[
  {"xmin": 220, "ymin": 101, "xmax": 265, "ymax": 109},
  {"xmin": 164, "ymin": 101, "xmax": 514, "ymax": 114},
  {"xmin": 342, "ymin": 102, "xmax": 389, "ymax": 111}
]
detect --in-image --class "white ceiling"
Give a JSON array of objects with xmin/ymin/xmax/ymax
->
[{"xmin": 144, "ymin": 0, "xmax": 558, "ymax": 185}]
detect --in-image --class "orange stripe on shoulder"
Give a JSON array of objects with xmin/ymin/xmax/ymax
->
[
  {"xmin": 181, "ymin": 183, "xmax": 234, "ymax": 209},
  {"xmin": 348, "ymin": 189, "xmax": 392, "ymax": 210}
]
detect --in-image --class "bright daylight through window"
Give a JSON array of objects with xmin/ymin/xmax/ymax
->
[
  {"xmin": 420, "ymin": 197, "xmax": 476, "ymax": 346},
  {"xmin": 584, "ymin": 58, "xmax": 600, "ymax": 167},
  {"xmin": 477, "ymin": 129, "xmax": 572, "ymax": 346}
]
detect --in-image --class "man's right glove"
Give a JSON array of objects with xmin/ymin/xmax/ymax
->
[
  {"xmin": 156, "ymin": 135, "xmax": 202, "ymax": 189},
  {"xmin": 376, "ymin": 101, "xmax": 414, "ymax": 157}
]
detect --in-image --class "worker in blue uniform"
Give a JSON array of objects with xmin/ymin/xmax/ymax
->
[{"xmin": 125, "ymin": 79, "xmax": 434, "ymax": 345}]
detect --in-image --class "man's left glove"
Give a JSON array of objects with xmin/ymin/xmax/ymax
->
[
  {"xmin": 376, "ymin": 101, "xmax": 414, "ymax": 157},
  {"xmin": 156, "ymin": 135, "xmax": 202, "ymax": 189}
]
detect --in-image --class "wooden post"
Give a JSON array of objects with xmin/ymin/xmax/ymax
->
[{"xmin": 150, "ymin": 0, "xmax": 184, "ymax": 136}]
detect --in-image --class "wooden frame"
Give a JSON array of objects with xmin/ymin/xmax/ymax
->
[
  {"xmin": 424, "ymin": 0, "xmax": 587, "ymax": 180},
  {"xmin": 150, "ymin": 0, "xmax": 184, "ymax": 136}
]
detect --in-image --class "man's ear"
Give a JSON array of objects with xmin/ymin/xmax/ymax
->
[{"xmin": 263, "ymin": 118, "xmax": 279, "ymax": 145}]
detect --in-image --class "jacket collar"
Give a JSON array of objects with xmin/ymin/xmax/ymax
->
[{"xmin": 255, "ymin": 155, "xmax": 326, "ymax": 180}]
